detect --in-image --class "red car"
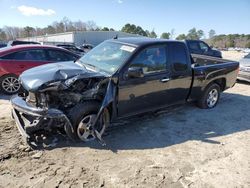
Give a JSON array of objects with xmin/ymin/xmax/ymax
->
[{"xmin": 0, "ymin": 45, "xmax": 80, "ymax": 94}]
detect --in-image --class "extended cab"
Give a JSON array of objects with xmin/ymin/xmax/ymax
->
[{"xmin": 11, "ymin": 38, "xmax": 239, "ymax": 145}]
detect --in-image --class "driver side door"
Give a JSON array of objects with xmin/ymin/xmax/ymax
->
[{"xmin": 117, "ymin": 45, "xmax": 171, "ymax": 117}]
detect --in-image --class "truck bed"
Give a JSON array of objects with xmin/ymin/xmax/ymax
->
[
  {"xmin": 188, "ymin": 54, "xmax": 239, "ymax": 101},
  {"xmin": 191, "ymin": 54, "xmax": 236, "ymax": 66}
]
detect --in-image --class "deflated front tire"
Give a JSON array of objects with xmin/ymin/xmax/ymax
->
[{"xmin": 68, "ymin": 101, "xmax": 110, "ymax": 142}]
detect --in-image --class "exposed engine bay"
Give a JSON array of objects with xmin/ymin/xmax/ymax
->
[
  {"xmin": 11, "ymin": 61, "xmax": 115, "ymax": 147},
  {"xmin": 30, "ymin": 77, "xmax": 108, "ymax": 110}
]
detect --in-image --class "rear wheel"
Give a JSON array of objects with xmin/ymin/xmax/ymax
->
[
  {"xmin": 197, "ymin": 83, "xmax": 220, "ymax": 109},
  {"xmin": 0, "ymin": 74, "xmax": 21, "ymax": 95},
  {"xmin": 68, "ymin": 101, "xmax": 110, "ymax": 142}
]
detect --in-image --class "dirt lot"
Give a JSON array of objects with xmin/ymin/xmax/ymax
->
[
  {"xmin": 222, "ymin": 50, "xmax": 248, "ymax": 61},
  {"xmin": 0, "ymin": 52, "xmax": 250, "ymax": 188}
]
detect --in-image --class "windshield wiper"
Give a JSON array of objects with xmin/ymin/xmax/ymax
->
[{"xmin": 84, "ymin": 63, "xmax": 98, "ymax": 69}]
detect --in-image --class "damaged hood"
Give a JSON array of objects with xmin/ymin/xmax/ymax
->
[{"xmin": 20, "ymin": 61, "xmax": 106, "ymax": 92}]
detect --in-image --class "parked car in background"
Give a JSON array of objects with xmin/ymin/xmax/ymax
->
[
  {"xmin": 10, "ymin": 38, "xmax": 239, "ymax": 145},
  {"xmin": 0, "ymin": 43, "xmax": 7, "ymax": 48},
  {"xmin": 80, "ymin": 44, "xmax": 93, "ymax": 53},
  {"xmin": 0, "ymin": 45, "xmax": 80, "ymax": 94},
  {"xmin": 238, "ymin": 53, "xmax": 250, "ymax": 83},
  {"xmin": 185, "ymin": 40, "xmax": 222, "ymax": 58},
  {"xmin": 8, "ymin": 40, "xmax": 41, "ymax": 46},
  {"xmin": 57, "ymin": 44, "xmax": 85, "ymax": 56}
]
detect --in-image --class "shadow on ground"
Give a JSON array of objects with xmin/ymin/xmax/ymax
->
[{"xmin": 36, "ymin": 91, "xmax": 250, "ymax": 152}]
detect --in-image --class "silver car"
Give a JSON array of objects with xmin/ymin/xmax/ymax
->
[{"xmin": 238, "ymin": 53, "xmax": 250, "ymax": 82}]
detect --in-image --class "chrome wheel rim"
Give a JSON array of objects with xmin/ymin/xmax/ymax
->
[
  {"xmin": 207, "ymin": 88, "xmax": 218, "ymax": 108},
  {"xmin": 2, "ymin": 76, "xmax": 20, "ymax": 93},
  {"xmin": 77, "ymin": 114, "xmax": 97, "ymax": 142}
]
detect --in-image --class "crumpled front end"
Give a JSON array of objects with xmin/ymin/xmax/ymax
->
[
  {"xmin": 12, "ymin": 77, "xmax": 113, "ymax": 147},
  {"xmin": 11, "ymin": 93, "xmax": 74, "ymax": 142}
]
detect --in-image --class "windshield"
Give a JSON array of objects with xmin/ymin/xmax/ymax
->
[{"xmin": 78, "ymin": 41, "xmax": 136, "ymax": 74}]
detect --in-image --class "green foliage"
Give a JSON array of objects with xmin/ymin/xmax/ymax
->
[
  {"xmin": 245, "ymin": 42, "xmax": 250, "ymax": 48},
  {"xmin": 149, "ymin": 30, "xmax": 157, "ymax": 38},
  {"xmin": 176, "ymin": 34, "xmax": 187, "ymax": 40},
  {"xmin": 207, "ymin": 34, "xmax": 250, "ymax": 48},
  {"xmin": 186, "ymin": 27, "xmax": 204, "ymax": 40},
  {"xmin": 46, "ymin": 25, "xmax": 56, "ymax": 34},
  {"xmin": 160, "ymin": 32, "xmax": 170, "ymax": 39},
  {"xmin": 208, "ymin": 29, "xmax": 216, "ymax": 39},
  {"xmin": 121, "ymin": 23, "xmax": 147, "ymax": 36},
  {"xmin": 102, "ymin": 27, "xmax": 110, "ymax": 31},
  {"xmin": 0, "ymin": 29, "xmax": 7, "ymax": 41},
  {"xmin": 23, "ymin": 26, "xmax": 35, "ymax": 37}
]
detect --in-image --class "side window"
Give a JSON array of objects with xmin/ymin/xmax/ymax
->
[
  {"xmin": 1, "ymin": 49, "xmax": 46, "ymax": 61},
  {"xmin": 199, "ymin": 42, "xmax": 209, "ymax": 52},
  {"xmin": 171, "ymin": 43, "xmax": 188, "ymax": 72},
  {"xmin": 188, "ymin": 42, "xmax": 200, "ymax": 52},
  {"xmin": 129, "ymin": 46, "xmax": 167, "ymax": 74},
  {"xmin": 1, "ymin": 52, "xmax": 19, "ymax": 60},
  {"xmin": 47, "ymin": 50, "xmax": 75, "ymax": 61}
]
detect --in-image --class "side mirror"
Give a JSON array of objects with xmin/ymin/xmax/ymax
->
[{"xmin": 127, "ymin": 67, "xmax": 144, "ymax": 78}]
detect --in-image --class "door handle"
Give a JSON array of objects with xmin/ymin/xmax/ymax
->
[{"xmin": 160, "ymin": 78, "xmax": 170, "ymax": 82}]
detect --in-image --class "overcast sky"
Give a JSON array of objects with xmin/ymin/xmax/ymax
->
[{"xmin": 0, "ymin": 0, "xmax": 250, "ymax": 37}]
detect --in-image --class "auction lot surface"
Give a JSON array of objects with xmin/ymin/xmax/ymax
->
[{"xmin": 0, "ymin": 82, "xmax": 249, "ymax": 188}]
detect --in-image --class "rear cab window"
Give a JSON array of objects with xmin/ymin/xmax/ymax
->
[{"xmin": 169, "ymin": 42, "xmax": 189, "ymax": 72}]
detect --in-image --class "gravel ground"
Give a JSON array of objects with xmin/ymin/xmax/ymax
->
[{"xmin": 0, "ymin": 82, "xmax": 250, "ymax": 188}]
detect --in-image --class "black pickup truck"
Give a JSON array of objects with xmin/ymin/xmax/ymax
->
[{"xmin": 11, "ymin": 38, "xmax": 239, "ymax": 145}]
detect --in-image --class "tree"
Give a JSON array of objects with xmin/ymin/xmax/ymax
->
[
  {"xmin": 0, "ymin": 29, "xmax": 7, "ymax": 41},
  {"xmin": 245, "ymin": 42, "xmax": 250, "ymax": 48},
  {"xmin": 187, "ymin": 28, "xmax": 197, "ymax": 39},
  {"xmin": 197, "ymin": 30, "xmax": 204, "ymax": 39},
  {"xmin": 176, "ymin": 34, "xmax": 187, "ymax": 40},
  {"xmin": 3, "ymin": 26, "xmax": 22, "ymax": 40},
  {"xmin": 149, "ymin": 30, "xmax": 157, "ymax": 38},
  {"xmin": 23, "ymin": 26, "xmax": 35, "ymax": 37},
  {"xmin": 121, "ymin": 23, "xmax": 147, "ymax": 36},
  {"xmin": 74, "ymin": 20, "xmax": 87, "ymax": 31},
  {"xmin": 102, "ymin": 27, "xmax": 110, "ymax": 31},
  {"xmin": 86, "ymin": 21, "xmax": 98, "ymax": 31},
  {"xmin": 160, "ymin": 32, "xmax": 170, "ymax": 39},
  {"xmin": 208, "ymin": 29, "xmax": 216, "ymax": 39},
  {"xmin": 186, "ymin": 28, "xmax": 204, "ymax": 40},
  {"xmin": 45, "ymin": 25, "xmax": 56, "ymax": 34}
]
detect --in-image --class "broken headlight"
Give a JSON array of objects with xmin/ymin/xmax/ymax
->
[{"xmin": 65, "ymin": 76, "xmax": 78, "ymax": 87}]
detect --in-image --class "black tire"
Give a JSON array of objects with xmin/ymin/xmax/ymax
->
[
  {"xmin": 67, "ymin": 101, "xmax": 109, "ymax": 142},
  {"xmin": 197, "ymin": 83, "xmax": 221, "ymax": 109},
  {"xmin": 0, "ymin": 74, "xmax": 21, "ymax": 95}
]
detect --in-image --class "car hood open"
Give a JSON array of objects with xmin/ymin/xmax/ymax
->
[{"xmin": 20, "ymin": 61, "xmax": 106, "ymax": 92}]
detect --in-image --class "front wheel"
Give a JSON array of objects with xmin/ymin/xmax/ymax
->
[
  {"xmin": 197, "ymin": 83, "xmax": 221, "ymax": 109},
  {"xmin": 68, "ymin": 101, "xmax": 110, "ymax": 142}
]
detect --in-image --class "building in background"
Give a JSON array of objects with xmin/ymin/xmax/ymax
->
[{"xmin": 17, "ymin": 31, "xmax": 144, "ymax": 46}]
